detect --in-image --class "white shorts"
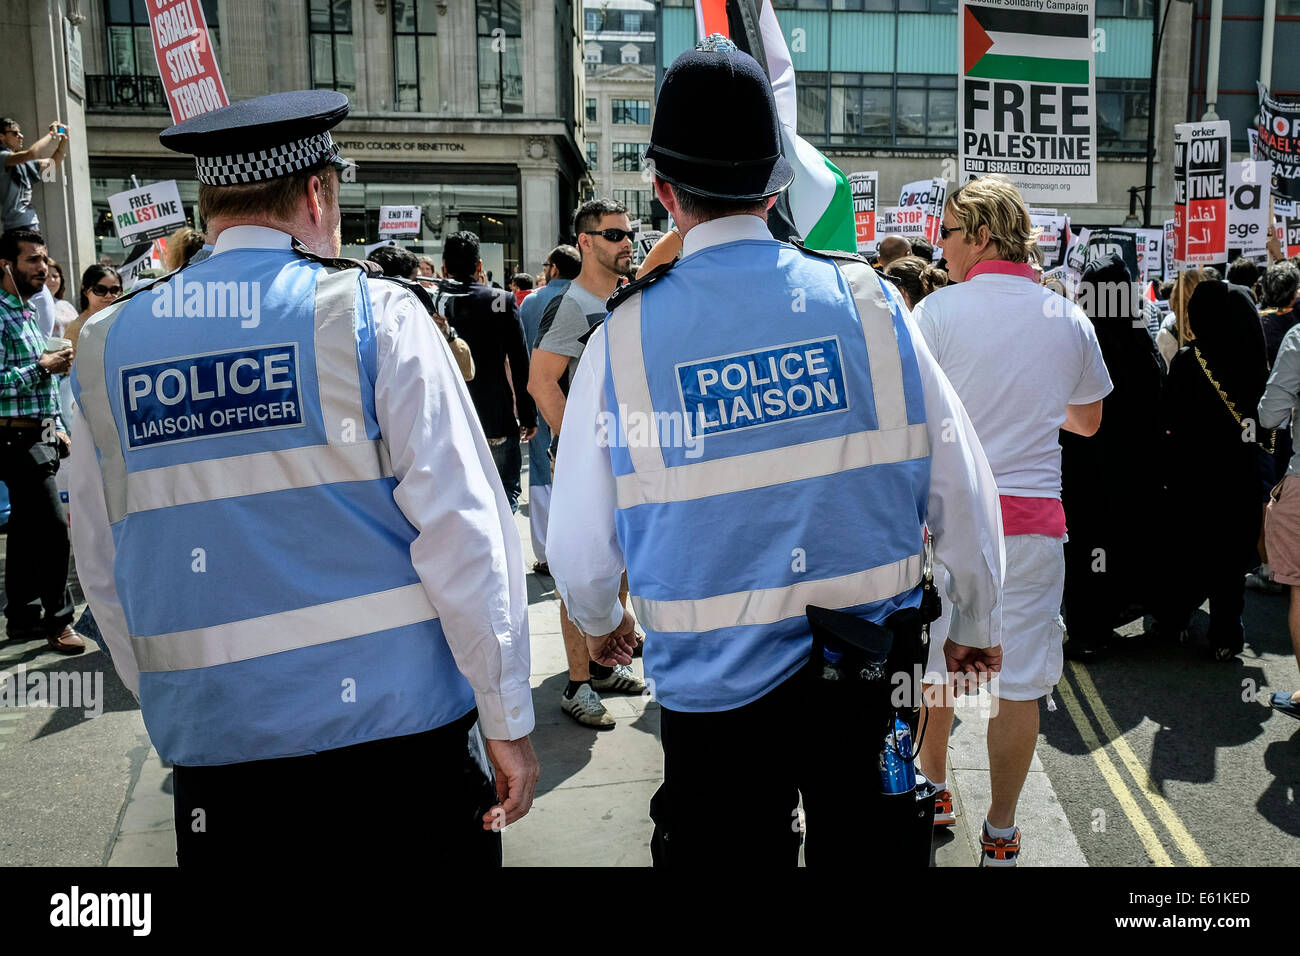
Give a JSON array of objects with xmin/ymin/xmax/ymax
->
[{"xmin": 924, "ymin": 534, "xmax": 1065, "ymax": 702}]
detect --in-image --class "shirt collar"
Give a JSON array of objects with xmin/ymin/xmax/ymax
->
[
  {"xmin": 681, "ymin": 215, "xmax": 774, "ymax": 259},
  {"xmin": 965, "ymin": 260, "xmax": 1038, "ymax": 282},
  {"xmin": 211, "ymin": 225, "xmax": 295, "ymax": 255}
]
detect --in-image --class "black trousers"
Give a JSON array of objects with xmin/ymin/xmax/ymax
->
[
  {"xmin": 651, "ymin": 663, "xmax": 922, "ymax": 869},
  {"xmin": 0, "ymin": 428, "xmax": 73, "ymax": 635},
  {"xmin": 172, "ymin": 710, "xmax": 502, "ymax": 869}
]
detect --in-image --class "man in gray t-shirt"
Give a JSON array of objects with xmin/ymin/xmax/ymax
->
[
  {"xmin": 526, "ymin": 198, "xmax": 640, "ymax": 730},
  {"xmin": 0, "ymin": 117, "xmax": 69, "ymax": 231}
]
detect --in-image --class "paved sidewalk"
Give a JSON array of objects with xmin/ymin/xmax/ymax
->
[{"xmin": 102, "ymin": 466, "xmax": 1082, "ymax": 867}]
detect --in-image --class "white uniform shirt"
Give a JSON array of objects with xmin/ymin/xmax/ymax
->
[
  {"xmin": 69, "ymin": 225, "xmax": 535, "ymax": 741},
  {"xmin": 547, "ymin": 215, "xmax": 1005, "ymax": 649}
]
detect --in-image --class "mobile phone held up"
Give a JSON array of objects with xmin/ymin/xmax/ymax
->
[{"xmin": 55, "ymin": 124, "xmax": 67, "ymax": 136}]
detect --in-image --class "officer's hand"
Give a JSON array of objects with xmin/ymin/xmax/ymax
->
[
  {"xmin": 943, "ymin": 639, "xmax": 1002, "ymax": 696},
  {"xmin": 483, "ymin": 735, "xmax": 540, "ymax": 831},
  {"xmin": 521, "ymin": 426, "xmax": 537, "ymax": 441},
  {"xmin": 40, "ymin": 348, "xmax": 73, "ymax": 375},
  {"xmin": 586, "ymin": 607, "xmax": 637, "ymax": 667}
]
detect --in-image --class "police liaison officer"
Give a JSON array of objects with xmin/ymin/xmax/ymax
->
[
  {"xmin": 547, "ymin": 46, "xmax": 1006, "ymax": 867},
  {"xmin": 68, "ymin": 91, "xmax": 538, "ymax": 868}
]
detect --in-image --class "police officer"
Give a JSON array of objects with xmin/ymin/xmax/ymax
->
[
  {"xmin": 546, "ymin": 46, "xmax": 1005, "ymax": 868},
  {"xmin": 68, "ymin": 91, "xmax": 538, "ymax": 868}
]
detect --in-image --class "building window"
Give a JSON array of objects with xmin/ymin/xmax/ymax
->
[
  {"xmin": 584, "ymin": 41, "xmax": 603, "ymax": 65},
  {"xmin": 1097, "ymin": 78, "xmax": 1149, "ymax": 151},
  {"xmin": 586, "ymin": 98, "xmax": 598, "ymax": 123},
  {"xmin": 612, "ymin": 142, "xmax": 648, "ymax": 172},
  {"xmin": 477, "ymin": 0, "xmax": 523, "ymax": 114},
  {"xmin": 309, "ymin": 0, "xmax": 355, "ymax": 94},
  {"xmin": 624, "ymin": 12, "xmax": 642, "ymax": 32},
  {"xmin": 107, "ymin": 0, "xmax": 220, "ymax": 77},
  {"xmin": 393, "ymin": 0, "xmax": 437, "ymax": 111},
  {"xmin": 620, "ymin": 44, "xmax": 640, "ymax": 64},
  {"xmin": 585, "ymin": 9, "xmax": 602, "ymax": 31},
  {"xmin": 1097, "ymin": 0, "xmax": 1152, "ymax": 14},
  {"xmin": 611, "ymin": 99, "xmax": 650, "ymax": 125},
  {"xmin": 799, "ymin": 71, "xmax": 957, "ymax": 147},
  {"xmin": 586, "ymin": 141, "xmax": 598, "ymax": 167},
  {"xmin": 615, "ymin": 189, "xmax": 652, "ymax": 220}
]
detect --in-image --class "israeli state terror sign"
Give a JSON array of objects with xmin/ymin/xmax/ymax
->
[{"xmin": 958, "ymin": 0, "xmax": 1097, "ymax": 203}]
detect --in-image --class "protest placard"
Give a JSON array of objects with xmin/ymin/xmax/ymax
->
[
  {"xmin": 118, "ymin": 240, "xmax": 165, "ymax": 291},
  {"xmin": 1228, "ymin": 160, "xmax": 1270, "ymax": 256},
  {"xmin": 378, "ymin": 205, "xmax": 422, "ymax": 238},
  {"xmin": 1031, "ymin": 214, "xmax": 1067, "ymax": 268},
  {"xmin": 1134, "ymin": 228, "xmax": 1162, "ymax": 280},
  {"xmin": 898, "ymin": 178, "xmax": 946, "ymax": 244},
  {"xmin": 1086, "ymin": 229, "xmax": 1139, "ymax": 280},
  {"xmin": 1162, "ymin": 219, "xmax": 1175, "ymax": 278},
  {"xmin": 1257, "ymin": 83, "xmax": 1300, "ymax": 201},
  {"xmin": 108, "ymin": 181, "xmax": 187, "ymax": 246},
  {"xmin": 877, "ymin": 205, "xmax": 926, "ymax": 240},
  {"xmin": 958, "ymin": 0, "xmax": 1096, "ymax": 203},
  {"xmin": 148, "ymin": 0, "xmax": 228, "ymax": 123},
  {"xmin": 634, "ymin": 228, "xmax": 664, "ymax": 267},
  {"xmin": 1173, "ymin": 120, "xmax": 1230, "ymax": 266},
  {"xmin": 850, "ymin": 172, "xmax": 879, "ymax": 255}
]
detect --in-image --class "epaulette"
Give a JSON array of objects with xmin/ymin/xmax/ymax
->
[
  {"xmin": 605, "ymin": 257, "xmax": 676, "ymax": 313},
  {"xmin": 789, "ymin": 237, "xmax": 871, "ymax": 267},
  {"xmin": 292, "ymin": 237, "xmax": 384, "ymax": 277}
]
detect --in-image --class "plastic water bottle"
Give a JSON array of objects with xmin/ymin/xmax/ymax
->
[
  {"xmin": 820, "ymin": 642, "xmax": 844, "ymax": 681},
  {"xmin": 879, "ymin": 716, "xmax": 917, "ymax": 794}
]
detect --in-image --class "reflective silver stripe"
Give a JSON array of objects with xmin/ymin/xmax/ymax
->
[
  {"xmin": 314, "ymin": 268, "xmax": 369, "ymax": 443},
  {"xmin": 615, "ymin": 422, "xmax": 927, "ymax": 509},
  {"xmin": 122, "ymin": 439, "xmax": 393, "ymax": 515},
  {"xmin": 73, "ymin": 297, "xmax": 134, "ymax": 524},
  {"xmin": 837, "ymin": 261, "xmax": 909, "ymax": 430},
  {"xmin": 630, "ymin": 552, "xmax": 922, "ymax": 634},
  {"xmin": 132, "ymin": 583, "xmax": 438, "ymax": 672},
  {"xmin": 605, "ymin": 292, "xmax": 665, "ymax": 472}
]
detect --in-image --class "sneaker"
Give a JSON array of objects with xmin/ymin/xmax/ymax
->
[
  {"xmin": 933, "ymin": 788, "xmax": 956, "ymax": 827},
  {"xmin": 1271, "ymin": 691, "xmax": 1300, "ymax": 721},
  {"xmin": 590, "ymin": 664, "xmax": 646, "ymax": 695},
  {"xmin": 979, "ymin": 823, "xmax": 1020, "ymax": 867},
  {"xmin": 1246, "ymin": 569, "xmax": 1286, "ymax": 594},
  {"xmin": 560, "ymin": 683, "xmax": 616, "ymax": 728}
]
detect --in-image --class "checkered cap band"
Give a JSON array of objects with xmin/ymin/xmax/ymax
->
[{"xmin": 194, "ymin": 132, "xmax": 340, "ymax": 186}]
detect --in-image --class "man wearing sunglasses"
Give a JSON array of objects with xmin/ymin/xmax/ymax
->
[
  {"xmin": 0, "ymin": 227, "xmax": 81, "ymax": 654},
  {"xmin": 528, "ymin": 199, "xmax": 644, "ymax": 728}
]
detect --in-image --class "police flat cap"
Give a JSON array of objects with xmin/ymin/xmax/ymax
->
[
  {"xmin": 160, "ymin": 90, "xmax": 356, "ymax": 186},
  {"xmin": 644, "ymin": 46, "xmax": 794, "ymax": 201}
]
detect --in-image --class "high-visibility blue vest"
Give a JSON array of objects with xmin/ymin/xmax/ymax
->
[
  {"xmin": 602, "ymin": 238, "xmax": 930, "ymax": 712},
  {"xmin": 72, "ymin": 248, "xmax": 475, "ymax": 765}
]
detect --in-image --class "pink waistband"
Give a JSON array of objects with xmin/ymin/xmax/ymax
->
[{"xmin": 999, "ymin": 495, "xmax": 1066, "ymax": 538}]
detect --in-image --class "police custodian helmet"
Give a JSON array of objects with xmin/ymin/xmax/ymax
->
[{"xmin": 643, "ymin": 42, "xmax": 794, "ymax": 202}]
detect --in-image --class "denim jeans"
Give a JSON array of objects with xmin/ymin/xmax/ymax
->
[{"xmin": 490, "ymin": 435, "xmax": 522, "ymax": 513}]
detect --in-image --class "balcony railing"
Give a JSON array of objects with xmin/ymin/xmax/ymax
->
[{"xmin": 86, "ymin": 74, "xmax": 170, "ymax": 113}]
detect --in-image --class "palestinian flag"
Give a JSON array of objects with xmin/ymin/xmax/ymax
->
[
  {"xmin": 693, "ymin": 0, "xmax": 857, "ymax": 252},
  {"xmin": 963, "ymin": 4, "xmax": 1091, "ymax": 86}
]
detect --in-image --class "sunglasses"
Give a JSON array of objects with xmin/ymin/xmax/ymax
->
[
  {"xmin": 585, "ymin": 228, "xmax": 636, "ymax": 243},
  {"xmin": 90, "ymin": 283, "xmax": 123, "ymax": 296},
  {"xmin": 939, "ymin": 225, "xmax": 964, "ymax": 240}
]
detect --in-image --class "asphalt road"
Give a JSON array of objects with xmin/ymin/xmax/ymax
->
[{"xmin": 1036, "ymin": 588, "xmax": 1300, "ymax": 866}]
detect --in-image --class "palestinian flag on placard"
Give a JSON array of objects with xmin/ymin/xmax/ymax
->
[
  {"xmin": 963, "ymin": 4, "xmax": 1091, "ymax": 86},
  {"xmin": 694, "ymin": 0, "xmax": 857, "ymax": 252}
]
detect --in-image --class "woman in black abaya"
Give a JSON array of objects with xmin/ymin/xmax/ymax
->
[
  {"xmin": 1159, "ymin": 281, "xmax": 1271, "ymax": 659},
  {"xmin": 1061, "ymin": 253, "xmax": 1164, "ymax": 659}
]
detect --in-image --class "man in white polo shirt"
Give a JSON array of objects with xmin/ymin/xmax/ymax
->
[{"xmin": 911, "ymin": 176, "xmax": 1111, "ymax": 866}]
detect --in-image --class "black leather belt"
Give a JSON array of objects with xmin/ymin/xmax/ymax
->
[{"xmin": 0, "ymin": 417, "xmax": 43, "ymax": 430}]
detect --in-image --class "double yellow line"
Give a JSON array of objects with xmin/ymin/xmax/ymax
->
[{"xmin": 1056, "ymin": 661, "xmax": 1210, "ymax": 866}]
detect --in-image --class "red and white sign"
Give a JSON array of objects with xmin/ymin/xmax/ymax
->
[
  {"xmin": 850, "ymin": 172, "xmax": 879, "ymax": 255},
  {"xmin": 1173, "ymin": 120, "xmax": 1230, "ymax": 266},
  {"xmin": 877, "ymin": 205, "xmax": 926, "ymax": 240},
  {"xmin": 379, "ymin": 205, "xmax": 422, "ymax": 238},
  {"xmin": 899, "ymin": 178, "xmax": 947, "ymax": 245},
  {"xmin": 148, "ymin": 0, "xmax": 229, "ymax": 123}
]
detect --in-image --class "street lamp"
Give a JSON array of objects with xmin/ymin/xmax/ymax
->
[{"xmin": 1141, "ymin": 0, "xmax": 1193, "ymax": 227}]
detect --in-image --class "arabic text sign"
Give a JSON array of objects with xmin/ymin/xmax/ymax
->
[
  {"xmin": 378, "ymin": 205, "xmax": 422, "ymax": 237},
  {"xmin": 850, "ymin": 172, "xmax": 879, "ymax": 255},
  {"xmin": 958, "ymin": 0, "xmax": 1097, "ymax": 203},
  {"xmin": 1173, "ymin": 120, "xmax": 1230, "ymax": 266},
  {"xmin": 149, "ymin": 0, "xmax": 228, "ymax": 123},
  {"xmin": 108, "ymin": 181, "xmax": 186, "ymax": 246}
]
